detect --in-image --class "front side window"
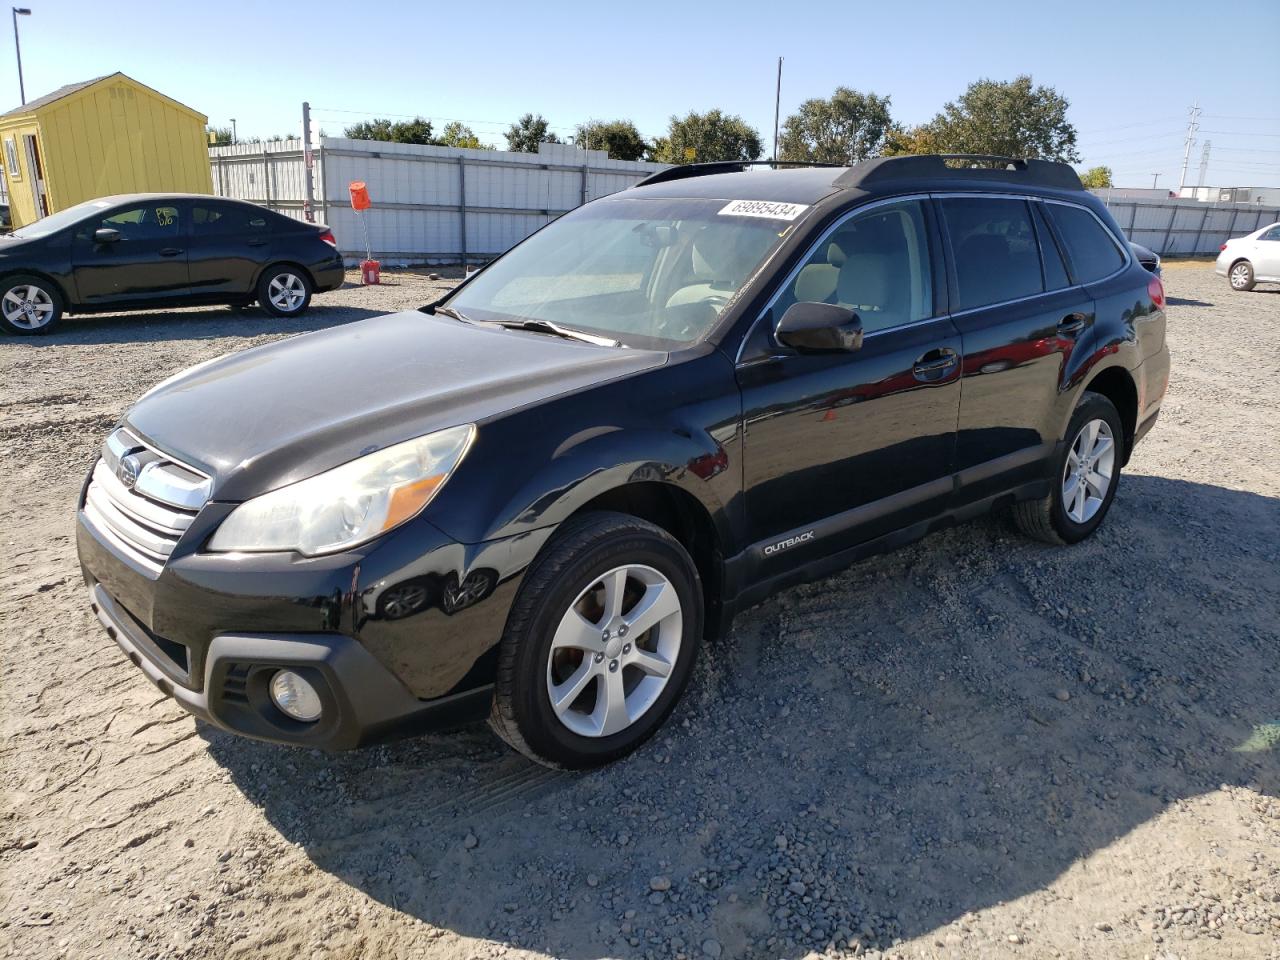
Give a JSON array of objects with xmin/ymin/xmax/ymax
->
[
  {"xmin": 94, "ymin": 203, "xmax": 183, "ymax": 241},
  {"xmin": 193, "ymin": 203, "xmax": 269, "ymax": 235},
  {"xmin": 446, "ymin": 197, "xmax": 795, "ymax": 348},
  {"xmin": 1048, "ymin": 203, "xmax": 1125, "ymax": 284},
  {"xmin": 941, "ymin": 197, "xmax": 1044, "ymax": 310},
  {"xmin": 771, "ymin": 199, "xmax": 934, "ymax": 335}
]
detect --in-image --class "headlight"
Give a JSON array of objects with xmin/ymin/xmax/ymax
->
[{"xmin": 207, "ymin": 424, "xmax": 474, "ymax": 556}]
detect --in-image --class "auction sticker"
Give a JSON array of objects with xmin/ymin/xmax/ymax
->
[{"xmin": 718, "ymin": 199, "xmax": 809, "ymax": 220}]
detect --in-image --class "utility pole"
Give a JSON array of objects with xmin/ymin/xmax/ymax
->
[
  {"xmin": 301, "ymin": 101, "xmax": 316, "ymax": 222},
  {"xmin": 11, "ymin": 7, "xmax": 30, "ymax": 106},
  {"xmin": 772, "ymin": 56, "xmax": 783, "ymax": 164},
  {"xmin": 230, "ymin": 118, "xmax": 237, "ymax": 145},
  {"xmin": 1196, "ymin": 140, "xmax": 1211, "ymax": 194},
  {"xmin": 1177, "ymin": 101, "xmax": 1201, "ymax": 192},
  {"xmin": 1151, "ymin": 173, "xmax": 1161, "ymax": 189}
]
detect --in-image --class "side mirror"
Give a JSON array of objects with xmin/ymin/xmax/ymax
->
[
  {"xmin": 776, "ymin": 301, "xmax": 863, "ymax": 353},
  {"xmin": 93, "ymin": 227, "xmax": 121, "ymax": 244}
]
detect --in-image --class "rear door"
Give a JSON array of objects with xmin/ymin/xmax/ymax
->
[
  {"xmin": 188, "ymin": 201, "xmax": 272, "ymax": 297},
  {"xmin": 939, "ymin": 194, "xmax": 1095, "ymax": 505},
  {"xmin": 71, "ymin": 200, "xmax": 190, "ymax": 305},
  {"xmin": 736, "ymin": 197, "xmax": 962, "ymax": 578}
]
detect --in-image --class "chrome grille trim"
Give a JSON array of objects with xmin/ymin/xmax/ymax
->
[{"xmin": 83, "ymin": 428, "xmax": 212, "ymax": 569}]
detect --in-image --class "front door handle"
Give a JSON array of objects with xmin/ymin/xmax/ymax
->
[
  {"xmin": 1058, "ymin": 313, "xmax": 1088, "ymax": 336},
  {"xmin": 159, "ymin": 247, "xmax": 184, "ymax": 257},
  {"xmin": 247, "ymin": 239, "xmax": 268, "ymax": 247},
  {"xmin": 913, "ymin": 348, "xmax": 960, "ymax": 381}
]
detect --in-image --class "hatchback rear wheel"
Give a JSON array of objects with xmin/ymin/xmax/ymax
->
[{"xmin": 489, "ymin": 512, "xmax": 702, "ymax": 768}]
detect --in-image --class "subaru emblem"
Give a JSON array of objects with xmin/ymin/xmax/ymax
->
[{"xmin": 117, "ymin": 454, "xmax": 142, "ymax": 489}]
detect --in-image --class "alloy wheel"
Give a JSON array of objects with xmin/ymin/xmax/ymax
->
[
  {"xmin": 2, "ymin": 284, "xmax": 55, "ymax": 330},
  {"xmin": 1062, "ymin": 418, "xmax": 1116, "ymax": 524},
  {"xmin": 545, "ymin": 563, "xmax": 683, "ymax": 738},
  {"xmin": 268, "ymin": 273, "xmax": 305, "ymax": 312},
  {"xmin": 1230, "ymin": 264, "xmax": 1251, "ymax": 289}
]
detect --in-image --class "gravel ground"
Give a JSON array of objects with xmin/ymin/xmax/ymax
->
[{"xmin": 1, "ymin": 263, "xmax": 1278, "ymax": 960}]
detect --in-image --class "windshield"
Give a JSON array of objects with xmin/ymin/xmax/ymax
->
[
  {"xmin": 445, "ymin": 197, "xmax": 801, "ymax": 348},
  {"xmin": 10, "ymin": 197, "xmax": 121, "ymax": 239}
]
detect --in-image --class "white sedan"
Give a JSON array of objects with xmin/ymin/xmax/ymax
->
[{"xmin": 1216, "ymin": 222, "xmax": 1280, "ymax": 291}]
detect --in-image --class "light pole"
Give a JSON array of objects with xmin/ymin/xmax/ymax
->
[
  {"xmin": 230, "ymin": 118, "xmax": 237, "ymax": 145},
  {"xmin": 12, "ymin": 7, "xmax": 30, "ymax": 106}
]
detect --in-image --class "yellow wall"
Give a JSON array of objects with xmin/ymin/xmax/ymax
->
[{"xmin": 2, "ymin": 75, "xmax": 212, "ymax": 228}]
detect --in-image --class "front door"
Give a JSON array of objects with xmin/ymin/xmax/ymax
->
[
  {"xmin": 736, "ymin": 198, "xmax": 961, "ymax": 579},
  {"xmin": 71, "ymin": 200, "xmax": 190, "ymax": 305}
]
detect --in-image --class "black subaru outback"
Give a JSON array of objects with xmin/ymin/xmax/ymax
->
[{"xmin": 77, "ymin": 155, "xmax": 1170, "ymax": 768}]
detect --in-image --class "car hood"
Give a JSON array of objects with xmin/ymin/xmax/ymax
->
[{"xmin": 124, "ymin": 310, "xmax": 666, "ymax": 501}]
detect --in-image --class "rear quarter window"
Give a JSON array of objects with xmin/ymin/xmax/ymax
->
[{"xmin": 1049, "ymin": 204, "xmax": 1126, "ymax": 284}]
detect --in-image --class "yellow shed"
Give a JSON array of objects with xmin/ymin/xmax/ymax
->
[{"xmin": 0, "ymin": 72, "xmax": 213, "ymax": 229}]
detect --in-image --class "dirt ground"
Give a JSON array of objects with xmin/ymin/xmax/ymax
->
[{"xmin": 1, "ymin": 263, "xmax": 1277, "ymax": 960}]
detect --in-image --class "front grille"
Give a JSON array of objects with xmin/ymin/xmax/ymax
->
[{"xmin": 82, "ymin": 428, "xmax": 211, "ymax": 571}]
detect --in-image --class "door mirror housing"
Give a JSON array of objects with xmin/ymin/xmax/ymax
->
[
  {"xmin": 93, "ymin": 227, "xmax": 121, "ymax": 244},
  {"xmin": 776, "ymin": 302, "xmax": 863, "ymax": 353}
]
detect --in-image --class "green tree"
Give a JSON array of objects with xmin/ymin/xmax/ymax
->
[
  {"xmin": 206, "ymin": 126, "xmax": 233, "ymax": 146},
  {"xmin": 648, "ymin": 110, "xmax": 763, "ymax": 164},
  {"xmin": 438, "ymin": 121, "xmax": 491, "ymax": 150},
  {"xmin": 1078, "ymin": 165, "xmax": 1113, "ymax": 188},
  {"xmin": 574, "ymin": 119, "xmax": 647, "ymax": 161},
  {"xmin": 914, "ymin": 76, "xmax": 1080, "ymax": 163},
  {"xmin": 343, "ymin": 117, "xmax": 437, "ymax": 145},
  {"xmin": 778, "ymin": 87, "xmax": 893, "ymax": 164},
  {"xmin": 505, "ymin": 114, "xmax": 561, "ymax": 152}
]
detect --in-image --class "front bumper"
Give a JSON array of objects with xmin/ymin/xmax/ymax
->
[{"xmin": 87, "ymin": 580, "xmax": 490, "ymax": 749}]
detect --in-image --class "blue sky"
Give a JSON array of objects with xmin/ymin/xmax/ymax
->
[{"xmin": 11, "ymin": 0, "xmax": 1280, "ymax": 188}]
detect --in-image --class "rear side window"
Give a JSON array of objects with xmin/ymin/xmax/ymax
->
[
  {"xmin": 193, "ymin": 203, "xmax": 270, "ymax": 236},
  {"xmin": 1032, "ymin": 204, "xmax": 1071, "ymax": 290},
  {"xmin": 1048, "ymin": 204, "xmax": 1125, "ymax": 283},
  {"xmin": 941, "ymin": 197, "xmax": 1043, "ymax": 310}
]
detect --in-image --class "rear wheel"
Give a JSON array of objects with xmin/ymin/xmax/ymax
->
[
  {"xmin": 1013, "ymin": 391, "xmax": 1124, "ymax": 544},
  {"xmin": 489, "ymin": 512, "xmax": 703, "ymax": 768},
  {"xmin": 1229, "ymin": 260, "xmax": 1256, "ymax": 291},
  {"xmin": 257, "ymin": 266, "xmax": 312, "ymax": 317},
  {"xmin": 0, "ymin": 275, "xmax": 62, "ymax": 335}
]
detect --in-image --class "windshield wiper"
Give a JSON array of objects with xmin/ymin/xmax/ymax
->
[
  {"xmin": 495, "ymin": 318, "xmax": 621, "ymax": 347},
  {"xmin": 431, "ymin": 304, "xmax": 474, "ymax": 324}
]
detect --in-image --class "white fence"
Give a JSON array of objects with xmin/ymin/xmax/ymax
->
[
  {"xmin": 1097, "ymin": 195, "xmax": 1280, "ymax": 257},
  {"xmin": 209, "ymin": 138, "xmax": 665, "ymax": 265}
]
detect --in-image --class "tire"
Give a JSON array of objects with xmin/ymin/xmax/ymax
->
[
  {"xmin": 256, "ymin": 265, "xmax": 312, "ymax": 317},
  {"xmin": 1229, "ymin": 260, "xmax": 1256, "ymax": 292},
  {"xmin": 489, "ymin": 511, "xmax": 703, "ymax": 769},
  {"xmin": 1013, "ymin": 391, "xmax": 1124, "ymax": 545},
  {"xmin": 0, "ymin": 274, "xmax": 63, "ymax": 335}
]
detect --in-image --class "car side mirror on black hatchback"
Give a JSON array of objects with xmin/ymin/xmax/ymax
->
[
  {"xmin": 92, "ymin": 227, "xmax": 121, "ymax": 244},
  {"xmin": 776, "ymin": 302, "xmax": 863, "ymax": 353}
]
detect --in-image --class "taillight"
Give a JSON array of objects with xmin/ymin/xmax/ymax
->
[
  {"xmin": 1148, "ymin": 274, "xmax": 1165, "ymax": 310},
  {"xmin": 1219, "ymin": 243, "xmax": 1228, "ymax": 251},
  {"xmin": 318, "ymin": 230, "xmax": 337, "ymax": 248}
]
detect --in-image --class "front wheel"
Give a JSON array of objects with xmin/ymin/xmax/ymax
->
[
  {"xmin": 1229, "ymin": 260, "xmax": 1256, "ymax": 291},
  {"xmin": 489, "ymin": 512, "xmax": 703, "ymax": 769},
  {"xmin": 1013, "ymin": 391, "xmax": 1124, "ymax": 544},
  {"xmin": 0, "ymin": 275, "xmax": 63, "ymax": 335},
  {"xmin": 257, "ymin": 266, "xmax": 312, "ymax": 317}
]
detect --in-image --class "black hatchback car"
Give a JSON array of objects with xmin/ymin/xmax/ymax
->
[
  {"xmin": 0, "ymin": 194, "xmax": 344, "ymax": 334},
  {"xmin": 76, "ymin": 156, "xmax": 1169, "ymax": 768}
]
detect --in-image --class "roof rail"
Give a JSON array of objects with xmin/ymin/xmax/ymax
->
[
  {"xmin": 835, "ymin": 155, "xmax": 1083, "ymax": 191},
  {"xmin": 632, "ymin": 159, "xmax": 845, "ymax": 188}
]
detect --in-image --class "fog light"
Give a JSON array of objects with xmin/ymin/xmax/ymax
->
[{"xmin": 269, "ymin": 669, "xmax": 322, "ymax": 722}]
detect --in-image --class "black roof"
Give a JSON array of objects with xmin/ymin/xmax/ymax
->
[{"xmin": 628, "ymin": 155, "xmax": 1084, "ymax": 203}]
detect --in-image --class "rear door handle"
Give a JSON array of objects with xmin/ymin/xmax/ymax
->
[
  {"xmin": 913, "ymin": 348, "xmax": 959, "ymax": 381},
  {"xmin": 159, "ymin": 247, "xmax": 184, "ymax": 257},
  {"xmin": 1058, "ymin": 313, "xmax": 1088, "ymax": 336},
  {"xmin": 247, "ymin": 239, "xmax": 268, "ymax": 247}
]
